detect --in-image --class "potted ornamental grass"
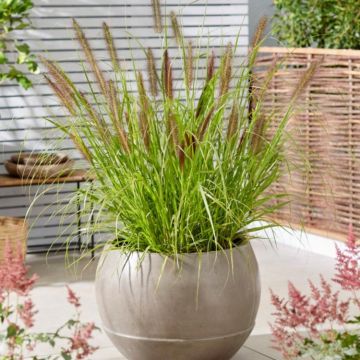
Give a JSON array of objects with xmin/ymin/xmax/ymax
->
[{"xmin": 41, "ymin": 16, "xmax": 310, "ymax": 360}]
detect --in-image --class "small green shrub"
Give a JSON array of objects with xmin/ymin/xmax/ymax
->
[
  {"xmin": 0, "ymin": 0, "xmax": 39, "ymax": 89},
  {"xmin": 272, "ymin": 0, "xmax": 360, "ymax": 49}
]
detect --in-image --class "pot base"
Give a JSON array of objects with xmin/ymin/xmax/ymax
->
[{"xmin": 104, "ymin": 325, "xmax": 254, "ymax": 360}]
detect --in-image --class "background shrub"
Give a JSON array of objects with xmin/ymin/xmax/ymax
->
[
  {"xmin": 272, "ymin": 0, "xmax": 360, "ymax": 49},
  {"xmin": 0, "ymin": 0, "xmax": 39, "ymax": 89}
]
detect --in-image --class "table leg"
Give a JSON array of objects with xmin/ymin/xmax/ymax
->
[
  {"xmin": 76, "ymin": 181, "xmax": 82, "ymax": 252},
  {"xmin": 89, "ymin": 181, "xmax": 95, "ymax": 259}
]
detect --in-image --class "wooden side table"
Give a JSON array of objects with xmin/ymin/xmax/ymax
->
[{"xmin": 0, "ymin": 170, "xmax": 95, "ymax": 257}]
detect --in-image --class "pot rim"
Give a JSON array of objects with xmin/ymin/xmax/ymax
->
[{"xmin": 103, "ymin": 241, "xmax": 252, "ymax": 258}]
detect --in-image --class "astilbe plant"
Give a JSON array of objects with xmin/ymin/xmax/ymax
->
[
  {"xmin": 0, "ymin": 242, "xmax": 98, "ymax": 359},
  {"xmin": 41, "ymin": 16, "xmax": 313, "ymax": 258},
  {"xmin": 270, "ymin": 226, "xmax": 360, "ymax": 359}
]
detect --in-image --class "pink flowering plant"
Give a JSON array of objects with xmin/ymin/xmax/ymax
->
[
  {"xmin": 0, "ymin": 243, "xmax": 99, "ymax": 360},
  {"xmin": 270, "ymin": 227, "xmax": 360, "ymax": 359}
]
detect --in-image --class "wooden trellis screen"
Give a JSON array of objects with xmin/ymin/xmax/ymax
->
[{"xmin": 254, "ymin": 47, "xmax": 360, "ymax": 241}]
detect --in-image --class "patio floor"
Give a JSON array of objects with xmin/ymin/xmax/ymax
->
[{"xmin": 26, "ymin": 238, "xmax": 338, "ymax": 359}]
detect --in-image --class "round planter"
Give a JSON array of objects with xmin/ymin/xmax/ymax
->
[{"xmin": 95, "ymin": 243, "xmax": 260, "ymax": 360}]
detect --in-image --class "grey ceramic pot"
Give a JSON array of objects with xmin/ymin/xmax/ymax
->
[{"xmin": 95, "ymin": 243, "xmax": 260, "ymax": 360}]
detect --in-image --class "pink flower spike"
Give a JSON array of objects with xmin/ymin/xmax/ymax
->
[
  {"xmin": 68, "ymin": 322, "xmax": 99, "ymax": 359},
  {"xmin": 333, "ymin": 224, "xmax": 360, "ymax": 291},
  {"xmin": 18, "ymin": 298, "xmax": 37, "ymax": 328},
  {"xmin": 66, "ymin": 286, "xmax": 81, "ymax": 308},
  {"xmin": 347, "ymin": 224, "xmax": 356, "ymax": 250},
  {"xmin": 0, "ymin": 241, "xmax": 38, "ymax": 296}
]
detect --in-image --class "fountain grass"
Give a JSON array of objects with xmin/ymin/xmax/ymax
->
[{"xmin": 41, "ymin": 16, "xmax": 313, "ymax": 259}]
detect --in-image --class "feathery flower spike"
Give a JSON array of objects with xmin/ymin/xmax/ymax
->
[
  {"xmin": 103, "ymin": 22, "xmax": 121, "ymax": 72},
  {"xmin": 227, "ymin": 101, "xmax": 239, "ymax": 140},
  {"xmin": 147, "ymin": 48, "xmax": 158, "ymax": 97},
  {"xmin": 197, "ymin": 107, "xmax": 215, "ymax": 141},
  {"xmin": 44, "ymin": 74, "xmax": 76, "ymax": 116},
  {"xmin": 290, "ymin": 61, "xmax": 318, "ymax": 102},
  {"xmin": 185, "ymin": 41, "xmax": 193, "ymax": 90},
  {"xmin": 73, "ymin": 18, "xmax": 107, "ymax": 97},
  {"xmin": 151, "ymin": 0, "xmax": 162, "ymax": 33},
  {"xmin": 251, "ymin": 16, "xmax": 268, "ymax": 49},
  {"xmin": 219, "ymin": 43, "xmax": 233, "ymax": 99},
  {"xmin": 170, "ymin": 11, "xmax": 183, "ymax": 45},
  {"xmin": 70, "ymin": 133, "xmax": 92, "ymax": 162},
  {"xmin": 206, "ymin": 51, "xmax": 216, "ymax": 83},
  {"xmin": 163, "ymin": 50, "xmax": 173, "ymax": 99},
  {"xmin": 137, "ymin": 72, "xmax": 150, "ymax": 149},
  {"xmin": 108, "ymin": 80, "xmax": 130, "ymax": 153}
]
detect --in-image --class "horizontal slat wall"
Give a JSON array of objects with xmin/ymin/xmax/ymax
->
[{"xmin": 0, "ymin": 0, "xmax": 249, "ymax": 252}]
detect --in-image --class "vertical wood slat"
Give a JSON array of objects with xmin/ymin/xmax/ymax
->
[
  {"xmin": 254, "ymin": 46, "xmax": 360, "ymax": 241},
  {"xmin": 348, "ymin": 58, "xmax": 354, "ymax": 226},
  {"xmin": 306, "ymin": 53, "xmax": 312, "ymax": 226}
]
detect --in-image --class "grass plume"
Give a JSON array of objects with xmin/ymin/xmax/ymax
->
[
  {"xmin": 170, "ymin": 11, "xmax": 183, "ymax": 45},
  {"xmin": 69, "ymin": 133, "xmax": 92, "ymax": 162},
  {"xmin": 43, "ymin": 74, "xmax": 75, "ymax": 116},
  {"xmin": 251, "ymin": 16, "xmax": 268, "ymax": 49},
  {"xmin": 290, "ymin": 61, "xmax": 319, "ymax": 102},
  {"xmin": 163, "ymin": 49, "xmax": 173, "ymax": 99},
  {"xmin": 197, "ymin": 107, "xmax": 215, "ymax": 141},
  {"xmin": 108, "ymin": 80, "xmax": 129, "ymax": 153},
  {"xmin": 168, "ymin": 112, "xmax": 180, "ymax": 150},
  {"xmin": 151, "ymin": 0, "xmax": 162, "ymax": 33},
  {"xmin": 41, "ymin": 57, "xmax": 76, "ymax": 115},
  {"xmin": 73, "ymin": 18, "xmax": 107, "ymax": 96},
  {"xmin": 227, "ymin": 102, "xmax": 239, "ymax": 140},
  {"xmin": 136, "ymin": 72, "xmax": 151, "ymax": 149},
  {"xmin": 206, "ymin": 51, "xmax": 216, "ymax": 83},
  {"xmin": 103, "ymin": 22, "xmax": 121, "ymax": 72},
  {"xmin": 147, "ymin": 48, "xmax": 158, "ymax": 97},
  {"xmin": 185, "ymin": 41, "xmax": 193, "ymax": 90},
  {"xmin": 219, "ymin": 43, "xmax": 233, "ymax": 99}
]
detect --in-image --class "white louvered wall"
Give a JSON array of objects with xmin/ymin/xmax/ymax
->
[{"xmin": 0, "ymin": 0, "xmax": 249, "ymax": 252}]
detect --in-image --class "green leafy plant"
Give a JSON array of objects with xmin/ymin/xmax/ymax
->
[
  {"xmin": 0, "ymin": 0, "xmax": 39, "ymax": 89},
  {"xmin": 41, "ymin": 16, "xmax": 312, "ymax": 258},
  {"xmin": 272, "ymin": 0, "xmax": 360, "ymax": 49}
]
